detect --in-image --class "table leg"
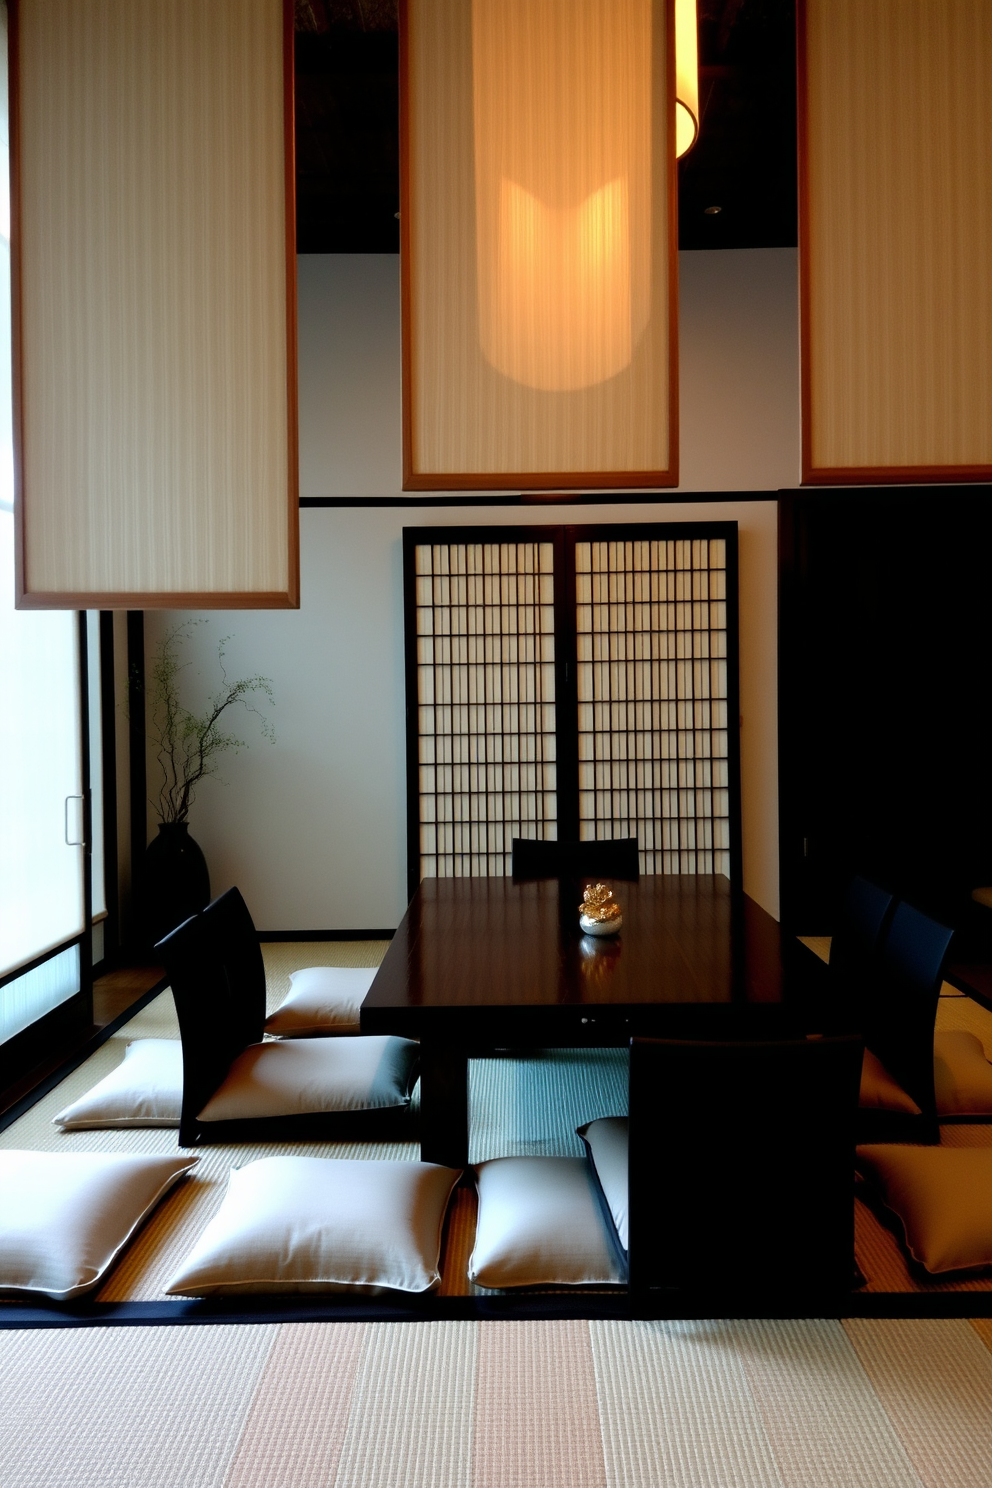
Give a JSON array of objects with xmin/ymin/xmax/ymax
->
[{"xmin": 419, "ymin": 1042, "xmax": 469, "ymax": 1168}]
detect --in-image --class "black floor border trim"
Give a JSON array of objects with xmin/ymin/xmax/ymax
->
[
  {"xmin": 3, "ymin": 1291, "xmax": 992, "ymax": 1330},
  {"xmin": 0, "ymin": 978, "xmax": 170, "ymax": 1136}
]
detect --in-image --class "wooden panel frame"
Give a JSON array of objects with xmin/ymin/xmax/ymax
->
[
  {"xmin": 399, "ymin": 0, "xmax": 680, "ymax": 492},
  {"xmin": 797, "ymin": 0, "xmax": 992, "ymax": 487},
  {"xmin": 10, "ymin": 0, "xmax": 300, "ymax": 609}
]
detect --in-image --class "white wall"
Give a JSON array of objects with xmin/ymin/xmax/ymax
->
[{"xmin": 144, "ymin": 249, "xmax": 799, "ymax": 930}]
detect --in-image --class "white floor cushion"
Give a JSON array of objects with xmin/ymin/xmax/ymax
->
[
  {"xmin": 264, "ymin": 966, "xmax": 377, "ymax": 1037},
  {"xmin": 933, "ymin": 1030, "xmax": 992, "ymax": 1117},
  {"xmin": 577, "ymin": 1116, "xmax": 628, "ymax": 1251},
  {"xmin": 166, "ymin": 1156, "xmax": 461, "ymax": 1296},
  {"xmin": 53, "ymin": 1039, "xmax": 183, "ymax": 1129},
  {"xmin": 196, "ymin": 1034, "xmax": 418, "ymax": 1123},
  {"xmin": 0, "ymin": 1150, "xmax": 196, "ymax": 1300},
  {"xmin": 857, "ymin": 1143, "xmax": 992, "ymax": 1274},
  {"xmin": 469, "ymin": 1156, "xmax": 624, "ymax": 1289},
  {"xmin": 859, "ymin": 1048, "xmax": 922, "ymax": 1114}
]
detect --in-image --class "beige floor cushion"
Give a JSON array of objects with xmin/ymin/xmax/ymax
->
[
  {"xmin": 0, "ymin": 1150, "xmax": 196, "ymax": 1299},
  {"xmin": 857, "ymin": 1143, "xmax": 992, "ymax": 1274},
  {"xmin": 859, "ymin": 1048, "xmax": 922, "ymax": 1114},
  {"xmin": 196, "ymin": 1034, "xmax": 418, "ymax": 1122},
  {"xmin": 469, "ymin": 1156, "xmax": 624, "ymax": 1289},
  {"xmin": 577, "ymin": 1116, "xmax": 628, "ymax": 1252},
  {"xmin": 166, "ymin": 1156, "xmax": 460, "ymax": 1296},
  {"xmin": 264, "ymin": 965, "xmax": 377, "ymax": 1037},
  {"xmin": 933, "ymin": 1030, "xmax": 992, "ymax": 1117},
  {"xmin": 53, "ymin": 1039, "xmax": 182, "ymax": 1129}
]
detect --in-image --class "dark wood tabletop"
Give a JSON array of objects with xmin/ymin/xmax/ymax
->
[
  {"xmin": 362, "ymin": 874, "xmax": 800, "ymax": 1164},
  {"xmin": 363, "ymin": 874, "xmax": 792, "ymax": 1042}
]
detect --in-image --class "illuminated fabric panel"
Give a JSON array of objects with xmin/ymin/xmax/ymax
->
[
  {"xmin": 402, "ymin": 0, "xmax": 676, "ymax": 489},
  {"xmin": 12, "ymin": 0, "xmax": 298, "ymax": 606},
  {"xmin": 575, "ymin": 537, "xmax": 730, "ymax": 875},
  {"xmin": 412, "ymin": 540, "xmax": 557, "ymax": 879},
  {"xmin": 800, "ymin": 0, "xmax": 992, "ymax": 482}
]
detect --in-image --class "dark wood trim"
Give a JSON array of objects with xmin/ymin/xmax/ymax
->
[
  {"xmin": 399, "ymin": 0, "xmax": 679, "ymax": 492},
  {"xmin": 9, "ymin": 0, "xmax": 26, "ymax": 607},
  {"xmin": 398, "ymin": 0, "xmax": 415, "ymax": 494},
  {"xmin": 281, "ymin": 0, "xmax": 301, "ymax": 610},
  {"xmin": 126, "ymin": 612, "xmax": 146, "ymax": 952},
  {"xmin": 301, "ymin": 492, "xmax": 781, "ymax": 508},
  {"xmin": 77, "ymin": 612, "xmax": 93, "ymax": 1020},
  {"xmin": 795, "ymin": 0, "xmax": 815, "ymax": 487},
  {"xmin": 98, "ymin": 612, "xmax": 120, "ymax": 963},
  {"xmin": 6, "ymin": 1288, "xmax": 992, "ymax": 1329},
  {"xmin": 664, "ymin": 0, "xmax": 680, "ymax": 490},
  {"xmin": 802, "ymin": 465, "xmax": 992, "ymax": 487},
  {"xmin": 402, "ymin": 527, "xmax": 425, "ymax": 903}
]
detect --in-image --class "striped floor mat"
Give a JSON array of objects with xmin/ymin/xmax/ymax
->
[{"xmin": 5, "ymin": 1316, "xmax": 992, "ymax": 1486}]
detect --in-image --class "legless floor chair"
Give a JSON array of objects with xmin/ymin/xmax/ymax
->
[{"xmin": 156, "ymin": 888, "xmax": 419, "ymax": 1147}]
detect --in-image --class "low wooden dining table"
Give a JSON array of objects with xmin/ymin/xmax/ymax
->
[{"xmin": 361, "ymin": 873, "xmax": 806, "ymax": 1167}]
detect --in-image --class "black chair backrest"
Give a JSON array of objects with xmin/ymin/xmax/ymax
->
[
  {"xmin": 866, "ymin": 901, "xmax": 955, "ymax": 1118},
  {"xmin": 628, "ymin": 1035, "xmax": 864, "ymax": 1296},
  {"xmin": 828, "ymin": 876, "xmax": 895, "ymax": 1012},
  {"xmin": 155, "ymin": 886, "xmax": 267, "ymax": 1132},
  {"xmin": 511, "ymin": 837, "xmax": 640, "ymax": 881}
]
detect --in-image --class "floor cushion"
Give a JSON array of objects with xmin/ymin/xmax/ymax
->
[
  {"xmin": 857, "ymin": 1143, "xmax": 992, "ymax": 1274},
  {"xmin": 264, "ymin": 965, "xmax": 377, "ymax": 1037},
  {"xmin": 859, "ymin": 1048, "xmax": 922, "ymax": 1114},
  {"xmin": 0, "ymin": 1150, "xmax": 196, "ymax": 1299},
  {"xmin": 933, "ymin": 1030, "xmax": 992, "ymax": 1117},
  {"xmin": 53, "ymin": 1039, "xmax": 182, "ymax": 1129},
  {"xmin": 166, "ymin": 1156, "xmax": 460, "ymax": 1296},
  {"xmin": 469, "ymin": 1156, "xmax": 624, "ymax": 1289},
  {"xmin": 577, "ymin": 1116, "xmax": 628, "ymax": 1251},
  {"xmin": 196, "ymin": 1034, "xmax": 418, "ymax": 1122}
]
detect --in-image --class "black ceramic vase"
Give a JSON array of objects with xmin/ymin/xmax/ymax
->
[{"xmin": 142, "ymin": 822, "xmax": 211, "ymax": 950}]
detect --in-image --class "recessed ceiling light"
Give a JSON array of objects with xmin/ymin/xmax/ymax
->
[{"xmin": 703, "ymin": 205, "xmax": 722, "ymax": 215}]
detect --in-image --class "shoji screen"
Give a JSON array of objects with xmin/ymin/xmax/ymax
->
[
  {"xmin": 11, "ymin": 0, "xmax": 298, "ymax": 607},
  {"xmin": 404, "ymin": 524, "xmax": 740, "ymax": 892},
  {"xmin": 401, "ymin": 0, "xmax": 678, "ymax": 490},
  {"xmin": 575, "ymin": 535, "xmax": 731, "ymax": 875},
  {"xmin": 799, "ymin": 0, "xmax": 992, "ymax": 483},
  {"xmin": 407, "ymin": 537, "xmax": 559, "ymax": 882}
]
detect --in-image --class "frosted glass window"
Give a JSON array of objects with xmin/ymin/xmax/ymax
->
[{"xmin": 0, "ymin": 944, "xmax": 79, "ymax": 1044}]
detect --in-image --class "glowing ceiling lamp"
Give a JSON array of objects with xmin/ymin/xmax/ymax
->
[{"xmin": 676, "ymin": 0, "xmax": 700, "ymax": 158}]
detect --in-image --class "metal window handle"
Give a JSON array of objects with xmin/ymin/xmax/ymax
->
[{"xmin": 64, "ymin": 795, "xmax": 85, "ymax": 847}]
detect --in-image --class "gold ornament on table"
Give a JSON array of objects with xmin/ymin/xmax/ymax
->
[{"xmin": 578, "ymin": 882, "xmax": 623, "ymax": 937}]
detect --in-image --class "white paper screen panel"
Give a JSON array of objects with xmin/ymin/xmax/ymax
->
[
  {"xmin": 800, "ymin": 0, "xmax": 992, "ymax": 483},
  {"xmin": 12, "ymin": 0, "xmax": 299, "ymax": 606},
  {"xmin": 401, "ymin": 0, "xmax": 677, "ymax": 490},
  {"xmin": 413, "ymin": 541, "xmax": 557, "ymax": 878},
  {"xmin": 575, "ymin": 538, "xmax": 729, "ymax": 875}
]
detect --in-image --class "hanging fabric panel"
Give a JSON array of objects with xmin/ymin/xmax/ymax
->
[{"xmin": 799, "ymin": 0, "xmax": 992, "ymax": 483}]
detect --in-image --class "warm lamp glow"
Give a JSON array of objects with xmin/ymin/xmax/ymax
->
[
  {"xmin": 675, "ymin": 0, "xmax": 699, "ymax": 159},
  {"xmin": 473, "ymin": 0, "xmax": 652, "ymax": 392}
]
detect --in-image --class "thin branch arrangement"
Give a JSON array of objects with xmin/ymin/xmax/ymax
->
[{"xmin": 135, "ymin": 621, "xmax": 275, "ymax": 825}]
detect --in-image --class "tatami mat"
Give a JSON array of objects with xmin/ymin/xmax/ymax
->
[{"xmin": 6, "ymin": 1317, "xmax": 992, "ymax": 1487}]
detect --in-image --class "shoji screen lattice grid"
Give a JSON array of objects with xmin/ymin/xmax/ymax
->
[
  {"xmin": 412, "ymin": 541, "xmax": 557, "ymax": 879},
  {"xmin": 575, "ymin": 537, "xmax": 730, "ymax": 874},
  {"xmin": 405, "ymin": 524, "xmax": 739, "ymax": 891}
]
